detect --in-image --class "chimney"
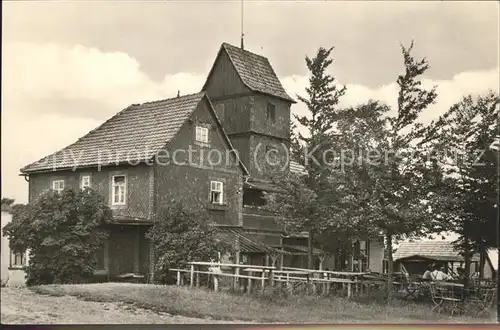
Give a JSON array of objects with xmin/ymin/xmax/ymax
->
[
  {"xmin": 241, "ymin": 34, "xmax": 244, "ymax": 50},
  {"xmin": 177, "ymin": 90, "xmax": 180, "ymax": 98}
]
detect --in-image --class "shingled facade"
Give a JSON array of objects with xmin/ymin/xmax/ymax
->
[{"xmin": 20, "ymin": 42, "xmax": 385, "ymax": 279}]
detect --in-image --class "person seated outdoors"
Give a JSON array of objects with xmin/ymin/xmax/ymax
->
[
  {"xmin": 422, "ymin": 264, "xmax": 434, "ymax": 281},
  {"xmin": 454, "ymin": 267, "xmax": 466, "ymax": 281},
  {"xmin": 431, "ymin": 266, "xmax": 453, "ymax": 281}
]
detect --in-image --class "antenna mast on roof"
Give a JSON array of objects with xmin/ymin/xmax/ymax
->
[{"xmin": 240, "ymin": 0, "xmax": 244, "ymax": 50}]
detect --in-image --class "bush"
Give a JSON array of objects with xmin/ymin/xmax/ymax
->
[
  {"xmin": 146, "ymin": 201, "xmax": 234, "ymax": 284},
  {"xmin": 2, "ymin": 189, "xmax": 110, "ymax": 286}
]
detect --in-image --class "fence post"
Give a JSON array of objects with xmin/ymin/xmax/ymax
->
[
  {"xmin": 213, "ymin": 275, "xmax": 219, "ymax": 292},
  {"xmin": 247, "ymin": 271, "xmax": 253, "ymax": 294},
  {"xmin": 177, "ymin": 271, "xmax": 181, "ymax": 286},
  {"xmin": 190, "ymin": 264, "xmax": 194, "ymax": 288},
  {"xmin": 261, "ymin": 271, "xmax": 266, "ymax": 294}
]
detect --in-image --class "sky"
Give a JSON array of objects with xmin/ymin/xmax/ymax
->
[{"xmin": 2, "ymin": 1, "xmax": 499, "ymax": 206}]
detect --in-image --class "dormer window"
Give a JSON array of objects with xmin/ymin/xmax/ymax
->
[
  {"xmin": 195, "ymin": 126, "xmax": 209, "ymax": 143},
  {"xmin": 267, "ymin": 103, "xmax": 276, "ymax": 123}
]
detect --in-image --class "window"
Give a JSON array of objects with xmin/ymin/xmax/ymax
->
[
  {"xmin": 52, "ymin": 180, "xmax": 65, "ymax": 193},
  {"xmin": 243, "ymin": 189, "xmax": 266, "ymax": 207},
  {"xmin": 10, "ymin": 250, "xmax": 26, "ymax": 268},
  {"xmin": 267, "ymin": 103, "xmax": 276, "ymax": 123},
  {"xmin": 112, "ymin": 175, "xmax": 126, "ymax": 205},
  {"xmin": 353, "ymin": 240, "xmax": 370, "ymax": 272},
  {"xmin": 210, "ymin": 181, "xmax": 223, "ymax": 204},
  {"xmin": 80, "ymin": 175, "xmax": 91, "ymax": 189},
  {"xmin": 195, "ymin": 126, "xmax": 209, "ymax": 143}
]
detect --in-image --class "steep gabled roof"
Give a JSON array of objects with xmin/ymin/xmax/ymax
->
[
  {"xmin": 394, "ymin": 240, "xmax": 480, "ymax": 262},
  {"xmin": 21, "ymin": 92, "xmax": 248, "ymax": 175},
  {"xmin": 203, "ymin": 43, "xmax": 295, "ymax": 103}
]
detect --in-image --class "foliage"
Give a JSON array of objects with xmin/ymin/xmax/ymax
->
[
  {"xmin": 424, "ymin": 91, "xmax": 499, "ymax": 281},
  {"xmin": 2, "ymin": 189, "xmax": 110, "ymax": 286},
  {"xmin": 266, "ymin": 46, "xmax": 348, "ymax": 268},
  {"xmin": 146, "ymin": 201, "xmax": 234, "ymax": 284},
  {"xmin": 1, "ymin": 197, "xmax": 15, "ymax": 207},
  {"xmin": 332, "ymin": 41, "xmax": 441, "ymax": 300}
]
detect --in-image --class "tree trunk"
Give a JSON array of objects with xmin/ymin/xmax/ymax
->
[
  {"xmin": 463, "ymin": 239, "xmax": 471, "ymax": 300},
  {"xmin": 479, "ymin": 243, "xmax": 485, "ymax": 280},
  {"xmin": 386, "ymin": 232, "xmax": 394, "ymax": 303},
  {"xmin": 308, "ymin": 230, "xmax": 314, "ymax": 269}
]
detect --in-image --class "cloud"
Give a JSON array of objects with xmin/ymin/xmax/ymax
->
[
  {"xmin": 282, "ymin": 66, "xmax": 499, "ymax": 137},
  {"xmin": 1, "ymin": 41, "xmax": 498, "ymax": 204},
  {"xmin": 2, "ymin": 42, "xmax": 206, "ymax": 120},
  {"xmin": 1, "ymin": 42, "xmax": 206, "ymax": 203}
]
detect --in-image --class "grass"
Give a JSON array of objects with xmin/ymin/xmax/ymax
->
[{"xmin": 30, "ymin": 283, "xmax": 496, "ymax": 323}]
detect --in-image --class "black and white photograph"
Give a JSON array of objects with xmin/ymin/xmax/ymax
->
[{"xmin": 1, "ymin": 0, "xmax": 498, "ymax": 326}]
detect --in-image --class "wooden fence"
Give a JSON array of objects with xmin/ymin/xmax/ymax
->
[{"xmin": 170, "ymin": 262, "xmax": 388, "ymax": 298}]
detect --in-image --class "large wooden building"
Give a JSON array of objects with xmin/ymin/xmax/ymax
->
[{"xmin": 19, "ymin": 42, "xmax": 385, "ymax": 280}]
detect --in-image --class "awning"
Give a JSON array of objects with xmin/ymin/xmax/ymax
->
[
  {"xmin": 216, "ymin": 227, "xmax": 289, "ymax": 255},
  {"xmin": 244, "ymin": 179, "xmax": 283, "ymax": 193},
  {"xmin": 106, "ymin": 216, "xmax": 152, "ymax": 225},
  {"xmin": 396, "ymin": 254, "xmax": 480, "ymax": 262},
  {"xmin": 282, "ymin": 244, "xmax": 329, "ymax": 256}
]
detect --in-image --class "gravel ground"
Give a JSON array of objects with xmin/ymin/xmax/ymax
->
[{"xmin": 0, "ymin": 287, "xmax": 252, "ymax": 324}]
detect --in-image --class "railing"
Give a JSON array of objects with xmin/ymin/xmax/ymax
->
[{"xmin": 169, "ymin": 263, "xmax": 386, "ymax": 298}]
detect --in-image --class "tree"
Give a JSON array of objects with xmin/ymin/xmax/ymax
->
[
  {"xmin": 146, "ymin": 201, "xmax": 234, "ymax": 284},
  {"xmin": 2, "ymin": 188, "xmax": 110, "ymax": 285},
  {"xmin": 278, "ymin": 46, "xmax": 347, "ymax": 269},
  {"xmin": 323, "ymin": 41, "xmax": 442, "ymax": 301},
  {"xmin": 1, "ymin": 198, "xmax": 15, "ymax": 208},
  {"xmin": 425, "ymin": 91, "xmax": 499, "ymax": 285}
]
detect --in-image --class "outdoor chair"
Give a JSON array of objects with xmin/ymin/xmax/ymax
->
[
  {"xmin": 464, "ymin": 286, "xmax": 496, "ymax": 318},
  {"xmin": 403, "ymin": 274, "xmax": 426, "ymax": 300},
  {"xmin": 429, "ymin": 282, "xmax": 463, "ymax": 315}
]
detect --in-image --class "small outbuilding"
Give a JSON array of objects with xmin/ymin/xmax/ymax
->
[{"xmin": 393, "ymin": 240, "xmax": 496, "ymax": 279}]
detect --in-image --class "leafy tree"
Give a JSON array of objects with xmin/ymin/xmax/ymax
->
[
  {"xmin": 354, "ymin": 41, "xmax": 440, "ymax": 301},
  {"xmin": 425, "ymin": 91, "xmax": 499, "ymax": 284},
  {"xmin": 274, "ymin": 46, "xmax": 347, "ymax": 269},
  {"xmin": 146, "ymin": 201, "xmax": 234, "ymax": 284},
  {"xmin": 310, "ymin": 41, "xmax": 442, "ymax": 300},
  {"xmin": 2, "ymin": 188, "xmax": 110, "ymax": 285},
  {"xmin": 1, "ymin": 198, "xmax": 15, "ymax": 208}
]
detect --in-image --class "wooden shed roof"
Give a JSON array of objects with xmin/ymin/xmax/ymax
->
[
  {"xmin": 217, "ymin": 227, "xmax": 289, "ymax": 255},
  {"xmin": 394, "ymin": 240, "xmax": 480, "ymax": 262}
]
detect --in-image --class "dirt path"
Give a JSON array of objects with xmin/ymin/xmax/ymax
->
[{"xmin": 1, "ymin": 287, "xmax": 251, "ymax": 324}]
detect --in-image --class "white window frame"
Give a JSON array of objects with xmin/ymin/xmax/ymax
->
[
  {"xmin": 195, "ymin": 126, "xmax": 209, "ymax": 143},
  {"xmin": 111, "ymin": 175, "xmax": 127, "ymax": 206},
  {"xmin": 52, "ymin": 180, "xmax": 65, "ymax": 193},
  {"xmin": 80, "ymin": 175, "xmax": 91, "ymax": 190},
  {"xmin": 10, "ymin": 250, "xmax": 26, "ymax": 269},
  {"xmin": 210, "ymin": 180, "xmax": 224, "ymax": 205}
]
